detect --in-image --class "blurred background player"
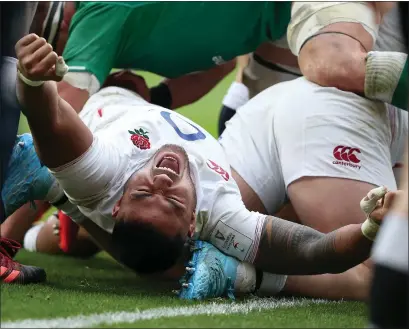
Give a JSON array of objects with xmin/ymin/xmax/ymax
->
[
  {"xmin": 0, "ymin": 1, "xmax": 47, "ymax": 284},
  {"xmin": 368, "ymin": 2, "xmax": 408, "ymax": 328},
  {"xmin": 218, "ymin": 4, "xmax": 407, "ymax": 135}
]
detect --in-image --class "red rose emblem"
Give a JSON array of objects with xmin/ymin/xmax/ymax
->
[{"xmin": 129, "ymin": 128, "xmax": 151, "ymax": 150}]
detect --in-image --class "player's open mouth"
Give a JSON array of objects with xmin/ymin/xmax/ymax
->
[{"xmin": 155, "ymin": 153, "xmax": 181, "ymax": 176}]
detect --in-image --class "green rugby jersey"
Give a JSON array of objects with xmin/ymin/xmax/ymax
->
[{"xmin": 63, "ymin": 1, "xmax": 292, "ymax": 84}]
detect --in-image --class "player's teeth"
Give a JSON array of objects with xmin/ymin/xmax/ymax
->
[{"xmin": 158, "ymin": 166, "xmax": 177, "ymax": 174}]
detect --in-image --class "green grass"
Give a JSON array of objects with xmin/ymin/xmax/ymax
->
[
  {"xmin": 5, "ymin": 71, "xmax": 368, "ymax": 327},
  {"xmin": 2, "ymin": 251, "xmax": 367, "ymax": 328}
]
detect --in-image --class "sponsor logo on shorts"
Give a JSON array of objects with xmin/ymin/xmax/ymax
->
[{"xmin": 332, "ymin": 145, "xmax": 361, "ymax": 170}]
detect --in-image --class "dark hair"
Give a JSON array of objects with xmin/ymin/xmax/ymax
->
[{"xmin": 112, "ymin": 219, "xmax": 186, "ymax": 274}]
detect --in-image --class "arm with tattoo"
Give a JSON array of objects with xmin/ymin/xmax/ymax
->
[{"xmin": 253, "ymin": 216, "xmax": 372, "ymax": 275}]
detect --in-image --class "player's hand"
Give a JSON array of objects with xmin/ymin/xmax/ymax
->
[
  {"xmin": 102, "ymin": 70, "xmax": 151, "ymax": 102},
  {"xmin": 15, "ymin": 33, "xmax": 65, "ymax": 82},
  {"xmin": 360, "ymin": 186, "xmax": 404, "ymax": 223},
  {"xmin": 370, "ymin": 190, "xmax": 405, "ymax": 222}
]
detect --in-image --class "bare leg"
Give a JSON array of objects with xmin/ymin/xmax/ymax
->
[{"xmin": 1, "ymin": 201, "xmax": 49, "ymax": 242}]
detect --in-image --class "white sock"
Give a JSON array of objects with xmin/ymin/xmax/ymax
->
[
  {"xmin": 222, "ymin": 82, "xmax": 250, "ymax": 111},
  {"xmin": 256, "ymin": 272, "xmax": 288, "ymax": 297},
  {"xmin": 234, "ymin": 262, "xmax": 257, "ymax": 293},
  {"xmin": 23, "ymin": 223, "xmax": 45, "ymax": 252}
]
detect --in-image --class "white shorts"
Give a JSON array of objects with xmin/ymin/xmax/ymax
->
[
  {"xmin": 287, "ymin": 2, "xmax": 379, "ymax": 55},
  {"xmin": 220, "ymin": 77, "xmax": 408, "ymax": 215}
]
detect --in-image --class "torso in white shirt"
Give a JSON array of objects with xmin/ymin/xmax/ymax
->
[{"xmin": 52, "ymin": 87, "xmax": 265, "ymax": 262}]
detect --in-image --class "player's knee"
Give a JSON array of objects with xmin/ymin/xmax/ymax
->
[{"xmin": 298, "ymin": 36, "xmax": 365, "ymax": 92}]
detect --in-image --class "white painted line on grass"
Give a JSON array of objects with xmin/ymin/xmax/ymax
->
[{"xmin": 1, "ymin": 297, "xmax": 340, "ymax": 328}]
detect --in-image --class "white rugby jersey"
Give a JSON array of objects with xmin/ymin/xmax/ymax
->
[{"xmin": 51, "ymin": 87, "xmax": 265, "ymax": 262}]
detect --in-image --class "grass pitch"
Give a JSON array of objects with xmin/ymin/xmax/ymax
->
[{"xmin": 3, "ymin": 71, "xmax": 368, "ymax": 328}]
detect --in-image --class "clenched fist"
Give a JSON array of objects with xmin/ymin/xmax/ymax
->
[
  {"xmin": 15, "ymin": 33, "xmax": 67, "ymax": 83},
  {"xmin": 361, "ymin": 187, "xmax": 405, "ymax": 223}
]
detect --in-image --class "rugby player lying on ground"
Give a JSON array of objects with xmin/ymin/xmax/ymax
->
[
  {"xmin": 2, "ymin": 34, "xmax": 396, "ymax": 299},
  {"xmin": 6, "ymin": 0, "xmax": 408, "ymax": 245},
  {"xmin": 21, "ymin": 66, "xmax": 407, "ymax": 301}
]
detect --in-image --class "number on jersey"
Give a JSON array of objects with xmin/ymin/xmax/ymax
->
[{"xmin": 161, "ymin": 111, "xmax": 206, "ymax": 141}]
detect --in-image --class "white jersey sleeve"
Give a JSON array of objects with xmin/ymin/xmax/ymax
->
[
  {"xmin": 50, "ymin": 136, "xmax": 125, "ymax": 209},
  {"xmin": 203, "ymin": 194, "xmax": 266, "ymax": 264}
]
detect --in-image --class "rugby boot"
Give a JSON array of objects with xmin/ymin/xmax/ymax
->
[
  {"xmin": 0, "ymin": 237, "xmax": 46, "ymax": 284},
  {"xmin": 178, "ymin": 240, "xmax": 239, "ymax": 300}
]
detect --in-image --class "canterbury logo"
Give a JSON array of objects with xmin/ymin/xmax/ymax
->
[
  {"xmin": 332, "ymin": 145, "xmax": 361, "ymax": 170},
  {"xmin": 333, "ymin": 145, "xmax": 361, "ymax": 163}
]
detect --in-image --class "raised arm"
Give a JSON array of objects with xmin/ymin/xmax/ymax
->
[
  {"xmin": 15, "ymin": 34, "xmax": 93, "ymax": 168},
  {"xmin": 253, "ymin": 187, "xmax": 389, "ymax": 275},
  {"xmin": 288, "ymin": 2, "xmax": 408, "ymax": 110}
]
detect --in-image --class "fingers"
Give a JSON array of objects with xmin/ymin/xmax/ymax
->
[
  {"xmin": 31, "ymin": 43, "xmax": 54, "ymax": 64},
  {"xmin": 32, "ymin": 48, "xmax": 58, "ymax": 75},
  {"xmin": 15, "ymin": 33, "xmax": 39, "ymax": 53},
  {"xmin": 55, "ymin": 57, "xmax": 69, "ymax": 77},
  {"xmin": 16, "ymin": 33, "xmax": 66, "ymax": 82},
  {"xmin": 382, "ymin": 191, "xmax": 395, "ymax": 209},
  {"xmin": 360, "ymin": 186, "xmax": 388, "ymax": 215},
  {"xmin": 383, "ymin": 190, "xmax": 405, "ymax": 210},
  {"xmin": 18, "ymin": 37, "xmax": 46, "ymax": 61}
]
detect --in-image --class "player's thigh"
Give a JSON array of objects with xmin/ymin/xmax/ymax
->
[
  {"xmin": 288, "ymin": 177, "xmax": 377, "ymax": 232},
  {"xmin": 274, "ymin": 84, "xmax": 398, "ymax": 233}
]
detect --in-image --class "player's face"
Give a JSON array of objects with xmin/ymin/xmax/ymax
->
[{"xmin": 112, "ymin": 144, "xmax": 197, "ymax": 239}]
